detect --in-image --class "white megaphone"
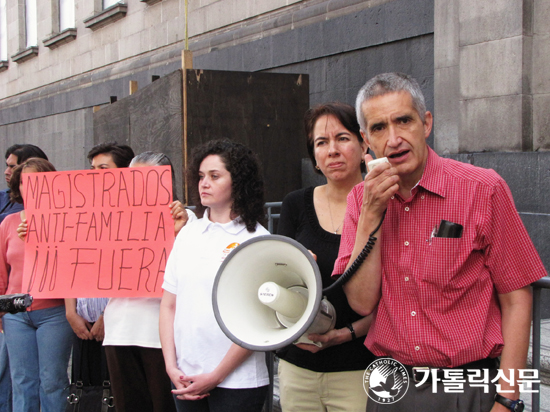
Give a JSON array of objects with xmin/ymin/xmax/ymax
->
[{"xmin": 212, "ymin": 235, "xmax": 337, "ymax": 351}]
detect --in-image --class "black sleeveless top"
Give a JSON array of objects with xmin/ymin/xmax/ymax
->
[{"xmin": 276, "ymin": 187, "xmax": 376, "ymax": 372}]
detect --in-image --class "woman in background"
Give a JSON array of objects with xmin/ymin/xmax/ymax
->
[
  {"xmin": 103, "ymin": 151, "xmax": 193, "ymax": 412},
  {"xmin": 277, "ymin": 102, "xmax": 375, "ymax": 412},
  {"xmin": 0, "ymin": 158, "xmax": 73, "ymax": 412},
  {"xmin": 160, "ymin": 139, "xmax": 269, "ymax": 412}
]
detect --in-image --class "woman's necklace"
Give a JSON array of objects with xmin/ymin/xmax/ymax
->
[{"xmin": 326, "ymin": 191, "xmax": 344, "ymax": 234}]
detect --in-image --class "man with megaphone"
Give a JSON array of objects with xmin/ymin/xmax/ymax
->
[{"xmin": 333, "ymin": 72, "xmax": 546, "ymax": 412}]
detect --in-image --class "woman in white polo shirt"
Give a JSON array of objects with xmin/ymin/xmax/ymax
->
[{"xmin": 160, "ymin": 139, "xmax": 269, "ymax": 412}]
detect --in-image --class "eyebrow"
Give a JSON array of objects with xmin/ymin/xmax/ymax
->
[
  {"xmin": 369, "ymin": 121, "xmax": 386, "ymax": 131},
  {"xmin": 396, "ymin": 115, "xmax": 413, "ymax": 122},
  {"xmin": 314, "ymin": 131, "xmax": 351, "ymax": 140},
  {"xmin": 199, "ymin": 169, "xmax": 222, "ymax": 174}
]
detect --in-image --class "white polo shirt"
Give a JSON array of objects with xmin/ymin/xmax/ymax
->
[{"xmin": 163, "ymin": 211, "xmax": 270, "ymax": 389}]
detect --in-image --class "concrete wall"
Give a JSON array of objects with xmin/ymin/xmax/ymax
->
[
  {"xmin": 0, "ymin": 108, "xmax": 93, "ymax": 171},
  {"xmin": 533, "ymin": 0, "xmax": 550, "ymax": 150},
  {"xmin": 194, "ymin": 0, "xmax": 434, "ymax": 109},
  {"xmin": 433, "ymin": 0, "xmax": 550, "ymax": 153},
  {"xmin": 0, "ymin": 0, "xmax": 434, "ymax": 184},
  {"xmin": 433, "ymin": 0, "xmax": 550, "ymax": 315}
]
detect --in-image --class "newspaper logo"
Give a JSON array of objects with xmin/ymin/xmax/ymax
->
[{"xmin": 364, "ymin": 358, "xmax": 409, "ymax": 404}]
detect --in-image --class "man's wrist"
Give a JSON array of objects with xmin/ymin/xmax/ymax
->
[{"xmin": 494, "ymin": 394, "xmax": 524, "ymax": 412}]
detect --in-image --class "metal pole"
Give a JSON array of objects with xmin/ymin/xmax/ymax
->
[
  {"xmin": 532, "ymin": 285, "xmax": 541, "ymax": 412},
  {"xmin": 184, "ymin": 0, "xmax": 188, "ymax": 50}
]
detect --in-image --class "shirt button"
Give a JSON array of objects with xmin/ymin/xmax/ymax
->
[
  {"xmin": 391, "ymin": 196, "xmax": 394, "ymax": 199},
  {"xmin": 421, "ymin": 195, "xmax": 425, "ymax": 200},
  {"xmin": 415, "ymin": 346, "xmax": 420, "ymax": 351},
  {"xmin": 404, "ymin": 277, "xmax": 409, "ymax": 281},
  {"xmin": 411, "ymin": 311, "xmax": 416, "ymax": 316},
  {"xmin": 404, "ymin": 241, "xmax": 409, "ymax": 246},
  {"xmin": 405, "ymin": 207, "xmax": 410, "ymax": 212}
]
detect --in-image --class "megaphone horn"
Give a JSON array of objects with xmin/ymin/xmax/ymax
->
[{"xmin": 212, "ymin": 235, "xmax": 336, "ymax": 351}]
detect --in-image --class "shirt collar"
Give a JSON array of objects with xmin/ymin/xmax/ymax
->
[
  {"xmin": 415, "ymin": 146, "xmax": 446, "ymax": 198},
  {"xmin": 198, "ymin": 209, "xmax": 246, "ymax": 235}
]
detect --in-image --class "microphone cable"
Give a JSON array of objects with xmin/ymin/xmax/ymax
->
[{"xmin": 322, "ymin": 209, "xmax": 386, "ymax": 295}]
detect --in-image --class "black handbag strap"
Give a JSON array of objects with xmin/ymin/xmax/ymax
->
[
  {"xmin": 68, "ymin": 334, "xmax": 115, "ymax": 410},
  {"xmin": 71, "ymin": 337, "xmax": 110, "ymax": 384}
]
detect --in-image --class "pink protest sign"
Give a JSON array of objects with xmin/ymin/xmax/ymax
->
[{"xmin": 21, "ymin": 166, "xmax": 174, "ymax": 298}]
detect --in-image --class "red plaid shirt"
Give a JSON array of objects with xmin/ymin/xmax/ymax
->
[{"xmin": 333, "ymin": 147, "xmax": 547, "ymax": 367}]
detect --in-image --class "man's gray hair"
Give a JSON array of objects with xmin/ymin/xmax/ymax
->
[
  {"xmin": 130, "ymin": 151, "xmax": 178, "ymax": 201},
  {"xmin": 355, "ymin": 72, "xmax": 427, "ymax": 132},
  {"xmin": 130, "ymin": 151, "xmax": 171, "ymax": 167}
]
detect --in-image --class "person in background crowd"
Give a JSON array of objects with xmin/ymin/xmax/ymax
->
[
  {"xmin": 1, "ymin": 143, "xmax": 48, "ymax": 412},
  {"xmin": 277, "ymin": 102, "xmax": 375, "ymax": 412},
  {"xmin": 102, "ymin": 151, "xmax": 192, "ymax": 412},
  {"xmin": 1, "ymin": 144, "xmax": 48, "ymax": 224},
  {"xmin": 0, "ymin": 158, "xmax": 73, "ymax": 412},
  {"xmin": 160, "ymin": 139, "xmax": 269, "ymax": 412},
  {"xmin": 63, "ymin": 142, "xmax": 136, "ymax": 390},
  {"xmin": 334, "ymin": 72, "xmax": 547, "ymax": 412}
]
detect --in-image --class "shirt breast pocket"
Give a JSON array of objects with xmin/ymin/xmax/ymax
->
[{"xmin": 420, "ymin": 237, "xmax": 466, "ymax": 287}]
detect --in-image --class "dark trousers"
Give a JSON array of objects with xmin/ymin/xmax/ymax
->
[
  {"xmin": 366, "ymin": 366, "xmax": 498, "ymax": 412},
  {"xmin": 104, "ymin": 345, "xmax": 176, "ymax": 412},
  {"xmin": 173, "ymin": 385, "xmax": 269, "ymax": 412}
]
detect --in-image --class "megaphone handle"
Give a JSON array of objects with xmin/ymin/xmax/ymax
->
[
  {"xmin": 323, "ymin": 210, "xmax": 386, "ymax": 295},
  {"xmin": 294, "ymin": 334, "xmax": 323, "ymax": 348}
]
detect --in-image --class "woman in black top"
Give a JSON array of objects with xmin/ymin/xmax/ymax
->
[{"xmin": 277, "ymin": 102, "xmax": 376, "ymax": 412}]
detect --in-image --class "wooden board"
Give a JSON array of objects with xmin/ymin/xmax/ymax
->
[
  {"xmin": 93, "ymin": 68, "xmax": 309, "ymax": 204},
  {"xmin": 185, "ymin": 69, "xmax": 309, "ymax": 202},
  {"xmin": 93, "ymin": 71, "xmax": 184, "ymax": 200}
]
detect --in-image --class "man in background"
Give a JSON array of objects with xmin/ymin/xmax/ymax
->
[{"xmin": 1, "ymin": 144, "xmax": 48, "ymax": 224}]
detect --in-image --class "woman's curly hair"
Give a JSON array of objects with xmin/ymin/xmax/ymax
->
[{"xmin": 188, "ymin": 139, "xmax": 265, "ymax": 232}]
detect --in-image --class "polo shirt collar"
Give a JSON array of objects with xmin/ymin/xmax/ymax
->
[
  {"xmin": 199, "ymin": 209, "xmax": 246, "ymax": 234},
  {"xmin": 415, "ymin": 146, "xmax": 446, "ymax": 198}
]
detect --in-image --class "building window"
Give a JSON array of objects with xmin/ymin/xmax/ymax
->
[
  {"xmin": 43, "ymin": 0, "xmax": 77, "ymax": 49},
  {"xmin": 103, "ymin": 0, "xmax": 123, "ymax": 9},
  {"xmin": 85, "ymin": 0, "xmax": 127, "ymax": 31},
  {"xmin": 0, "ymin": 0, "xmax": 7, "ymax": 61},
  {"xmin": 59, "ymin": 0, "xmax": 75, "ymax": 31},
  {"xmin": 25, "ymin": 0, "xmax": 37, "ymax": 47}
]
